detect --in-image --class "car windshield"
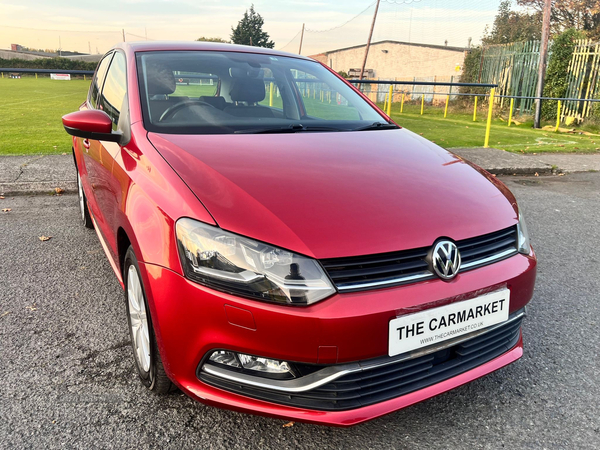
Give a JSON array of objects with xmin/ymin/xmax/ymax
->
[{"xmin": 136, "ymin": 50, "xmax": 392, "ymax": 134}]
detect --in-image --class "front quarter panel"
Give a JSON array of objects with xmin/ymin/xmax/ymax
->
[{"xmin": 111, "ymin": 121, "xmax": 216, "ymax": 273}]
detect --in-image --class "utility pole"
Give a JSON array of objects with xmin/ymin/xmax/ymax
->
[
  {"xmin": 58, "ymin": 36, "xmax": 62, "ymax": 57},
  {"xmin": 122, "ymin": 29, "xmax": 126, "ymax": 42},
  {"xmin": 534, "ymin": 0, "xmax": 552, "ymax": 128},
  {"xmin": 250, "ymin": 36, "xmax": 253, "ymax": 46},
  {"xmin": 298, "ymin": 23, "xmax": 305, "ymax": 55},
  {"xmin": 359, "ymin": 0, "xmax": 381, "ymax": 80},
  {"xmin": 88, "ymin": 41, "xmax": 91, "ymax": 54}
]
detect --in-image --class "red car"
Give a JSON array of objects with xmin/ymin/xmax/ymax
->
[{"xmin": 62, "ymin": 42, "xmax": 536, "ymax": 426}]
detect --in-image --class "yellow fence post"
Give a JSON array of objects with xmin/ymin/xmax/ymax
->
[
  {"xmin": 508, "ymin": 98, "xmax": 514, "ymax": 127},
  {"xmin": 269, "ymin": 82, "xmax": 274, "ymax": 106},
  {"xmin": 35, "ymin": 73, "xmax": 38, "ymax": 79},
  {"xmin": 444, "ymin": 95, "xmax": 449, "ymax": 118},
  {"xmin": 400, "ymin": 93, "xmax": 405, "ymax": 113},
  {"xmin": 555, "ymin": 100, "xmax": 562, "ymax": 132},
  {"xmin": 420, "ymin": 95, "xmax": 424, "ymax": 115},
  {"xmin": 484, "ymin": 88, "xmax": 495, "ymax": 148},
  {"xmin": 383, "ymin": 94, "xmax": 387, "ymax": 113},
  {"xmin": 84, "ymin": 74, "xmax": 86, "ymax": 81},
  {"xmin": 473, "ymin": 96, "xmax": 478, "ymax": 121},
  {"xmin": 387, "ymin": 85, "xmax": 393, "ymax": 116}
]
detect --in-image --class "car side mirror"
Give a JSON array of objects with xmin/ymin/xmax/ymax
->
[{"xmin": 62, "ymin": 110, "xmax": 122, "ymax": 144}]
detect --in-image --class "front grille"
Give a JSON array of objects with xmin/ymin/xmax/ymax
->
[
  {"xmin": 199, "ymin": 314, "xmax": 523, "ymax": 412},
  {"xmin": 320, "ymin": 226, "xmax": 518, "ymax": 292}
]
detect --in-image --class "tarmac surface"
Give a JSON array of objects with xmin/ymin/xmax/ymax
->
[{"xmin": 0, "ymin": 172, "xmax": 599, "ymax": 449}]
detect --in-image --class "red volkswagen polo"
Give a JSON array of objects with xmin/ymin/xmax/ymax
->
[{"xmin": 62, "ymin": 41, "xmax": 536, "ymax": 426}]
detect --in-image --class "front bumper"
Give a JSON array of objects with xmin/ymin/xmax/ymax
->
[{"xmin": 139, "ymin": 251, "xmax": 536, "ymax": 426}]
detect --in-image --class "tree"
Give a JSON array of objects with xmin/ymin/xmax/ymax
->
[
  {"xmin": 196, "ymin": 37, "xmax": 229, "ymax": 43},
  {"xmin": 517, "ymin": 0, "xmax": 600, "ymax": 40},
  {"xmin": 482, "ymin": 0, "xmax": 542, "ymax": 45},
  {"xmin": 230, "ymin": 4, "xmax": 275, "ymax": 48}
]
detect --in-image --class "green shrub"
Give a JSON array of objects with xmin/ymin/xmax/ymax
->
[
  {"xmin": 542, "ymin": 28, "xmax": 586, "ymax": 120},
  {"xmin": 0, "ymin": 57, "xmax": 98, "ymax": 71}
]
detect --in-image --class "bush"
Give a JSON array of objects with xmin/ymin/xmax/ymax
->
[
  {"xmin": 459, "ymin": 47, "xmax": 487, "ymax": 95},
  {"xmin": 542, "ymin": 28, "xmax": 586, "ymax": 120},
  {"xmin": 0, "ymin": 57, "xmax": 98, "ymax": 71}
]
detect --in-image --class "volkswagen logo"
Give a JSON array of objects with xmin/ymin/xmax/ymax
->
[{"xmin": 431, "ymin": 240, "xmax": 461, "ymax": 280}]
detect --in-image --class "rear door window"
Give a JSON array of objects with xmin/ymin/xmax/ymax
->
[
  {"xmin": 99, "ymin": 52, "xmax": 127, "ymax": 130},
  {"xmin": 171, "ymin": 72, "xmax": 219, "ymax": 98}
]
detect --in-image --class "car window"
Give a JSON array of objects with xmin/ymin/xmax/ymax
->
[
  {"xmin": 136, "ymin": 51, "xmax": 387, "ymax": 135},
  {"xmin": 257, "ymin": 68, "xmax": 283, "ymax": 110},
  {"xmin": 171, "ymin": 71, "xmax": 219, "ymax": 97},
  {"xmin": 99, "ymin": 52, "xmax": 127, "ymax": 130},
  {"xmin": 89, "ymin": 53, "xmax": 113, "ymax": 109},
  {"xmin": 292, "ymin": 70, "xmax": 359, "ymax": 120}
]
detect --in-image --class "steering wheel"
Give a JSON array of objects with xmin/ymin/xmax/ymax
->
[{"xmin": 159, "ymin": 100, "xmax": 216, "ymax": 122}]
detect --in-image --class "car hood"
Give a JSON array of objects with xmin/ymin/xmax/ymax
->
[{"xmin": 148, "ymin": 129, "xmax": 517, "ymax": 259}]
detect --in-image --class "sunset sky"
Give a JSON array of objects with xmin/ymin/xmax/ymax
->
[{"xmin": 0, "ymin": 0, "xmax": 504, "ymax": 56}]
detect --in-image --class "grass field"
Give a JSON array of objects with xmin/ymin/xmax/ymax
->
[
  {"xmin": 1, "ymin": 77, "xmax": 599, "ymax": 155},
  {"xmin": 0, "ymin": 78, "xmax": 89, "ymax": 155},
  {"xmin": 382, "ymin": 102, "xmax": 600, "ymax": 154}
]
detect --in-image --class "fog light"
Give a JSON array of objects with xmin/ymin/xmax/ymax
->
[
  {"xmin": 209, "ymin": 350, "xmax": 240, "ymax": 368},
  {"xmin": 207, "ymin": 350, "xmax": 292, "ymax": 375},
  {"xmin": 238, "ymin": 353, "xmax": 291, "ymax": 374}
]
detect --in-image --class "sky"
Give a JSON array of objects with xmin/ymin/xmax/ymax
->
[{"xmin": 0, "ymin": 0, "xmax": 505, "ymax": 56}]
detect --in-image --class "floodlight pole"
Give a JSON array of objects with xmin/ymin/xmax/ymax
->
[
  {"xmin": 534, "ymin": 0, "xmax": 552, "ymax": 128},
  {"xmin": 359, "ymin": 0, "xmax": 381, "ymax": 80},
  {"xmin": 298, "ymin": 23, "xmax": 305, "ymax": 55}
]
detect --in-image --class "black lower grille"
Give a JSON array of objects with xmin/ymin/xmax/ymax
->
[
  {"xmin": 320, "ymin": 225, "xmax": 518, "ymax": 291},
  {"xmin": 199, "ymin": 314, "xmax": 523, "ymax": 411}
]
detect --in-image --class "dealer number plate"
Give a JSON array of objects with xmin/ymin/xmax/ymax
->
[{"xmin": 388, "ymin": 289, "xmax": 510, "ymax": 357}]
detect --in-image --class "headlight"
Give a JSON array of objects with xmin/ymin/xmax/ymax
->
[
  {"xmin": 176, "ymin": 218, "xmax": 336, "ymax": 305},
  {"xmin": 516, "ymin": 209, "xmax": 531, "ymax": 254}
]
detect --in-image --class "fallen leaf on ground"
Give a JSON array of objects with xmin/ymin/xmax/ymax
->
[
  {"xmin": 2, "ymin": 208, "xmax": 11, "ymax": 212},
  {"xmin": 0, "ymin": 312, "xmax": 10, "ymax": 318},
  {"xmin": 54, "ymin": 187, "xmax": 65, "ymax": 195},
  {"xmin": 282, "ymin": 421, "xmax": 295, "ymax": 428},
  {"xmin": 558, "ymin": 173, "xmax": 566, "ymax": 176},
  {"xmin": 534, "ymin": 172, "xmax": 539, "ymax": 177},
  {"xmin": 39, "ymin": 236, "xmax": 52, "ymax": 242}
]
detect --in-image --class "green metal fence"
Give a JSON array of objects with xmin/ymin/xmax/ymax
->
[
  {"xmin": 478, "ymin": 41, "xmax": 542, "ymax": 115},
  {"xmin": 563, "ymin": 40, "xmax": 600, "ymax": 122}
]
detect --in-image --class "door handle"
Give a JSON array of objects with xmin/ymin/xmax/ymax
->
[{"xmin": 83, "ymin": 139, "xmax": 90, "ymax": 150}]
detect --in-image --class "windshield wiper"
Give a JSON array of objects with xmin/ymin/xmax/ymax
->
[
  {"xmin": 352, "ymin": 122, "xmax": 399, "ymax": 131},
  {"xmin": 234, "ymin": 124, "xmax": 343, "ymax": 134}
]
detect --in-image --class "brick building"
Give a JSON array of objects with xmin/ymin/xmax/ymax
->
[{"xmin": 310, "ymin": 40, "xmax": 466, "ymax": 81}]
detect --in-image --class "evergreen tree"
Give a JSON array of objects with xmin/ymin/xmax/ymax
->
[{"xmin": 230, "ymin": 4, "xmax": 275, "ymax": 48}]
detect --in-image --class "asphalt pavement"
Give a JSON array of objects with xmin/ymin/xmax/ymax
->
[{"xmin": 0, "ymin": 172, "xmax": 599, "ymax": 449}]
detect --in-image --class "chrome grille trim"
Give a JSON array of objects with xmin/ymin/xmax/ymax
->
[{"xmin": 322, "ymin": 225, "xmax": 518, "ymax": 292}]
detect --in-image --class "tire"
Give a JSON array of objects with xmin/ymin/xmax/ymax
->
[
  {"xmin": 77, "ymin": 172, "xmax": 94, "ymax": 229},
  {"xmin": 123, "ymin": 246, "xmax": 174, "ymax": 394}
]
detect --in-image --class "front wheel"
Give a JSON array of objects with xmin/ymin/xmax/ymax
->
[{"xmin": 124, "ymin": 247, "xmax": 174, "ymax": 394}]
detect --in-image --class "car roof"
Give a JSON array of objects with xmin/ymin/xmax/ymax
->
[{"xmin": 116, "ymin": 41, "xmax": 313, "ymax": 62}]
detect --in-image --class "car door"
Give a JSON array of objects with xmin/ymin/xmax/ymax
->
[
  {"xmin": 93, "ymin": 51, "xmax": 129, "ymax": 260},
  {"xmin": 79, "ymin": 52, "xmax": 113, "ymax": 223}
]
